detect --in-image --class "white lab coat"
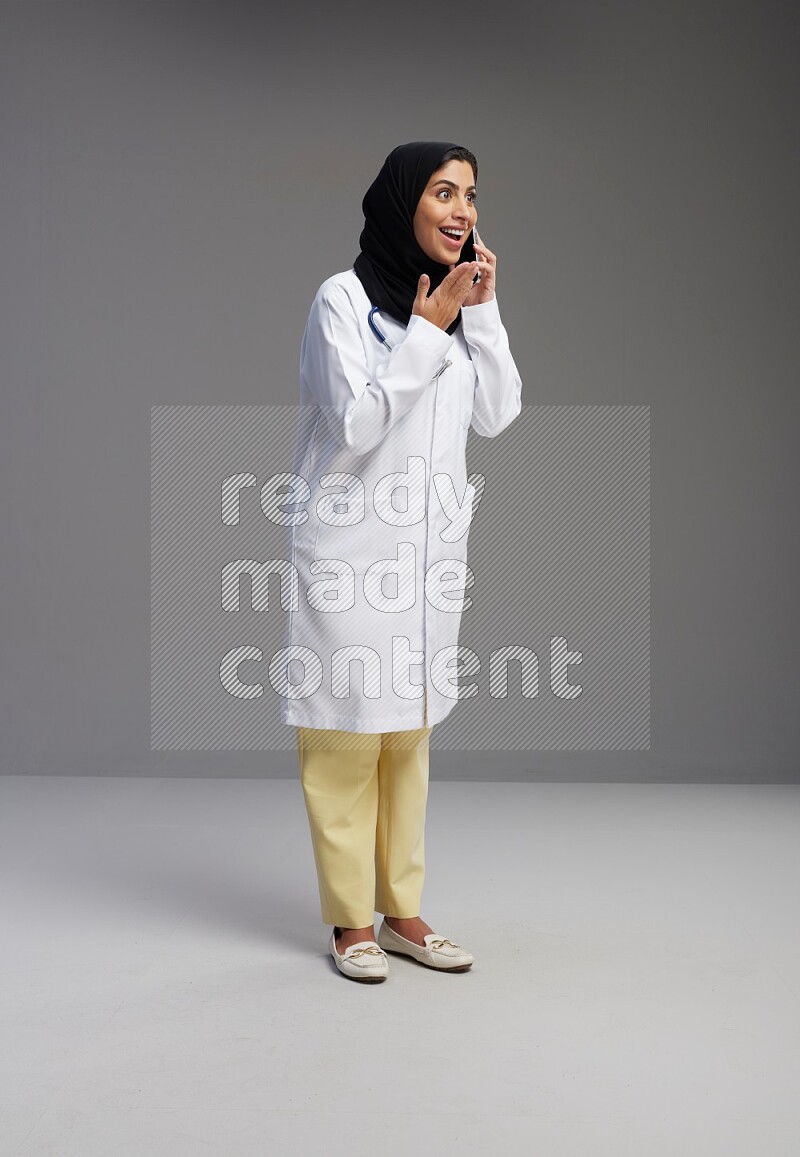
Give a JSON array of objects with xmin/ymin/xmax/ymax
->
[{"xmin": 279, "ymin": 267, "xmax": 522, "ymax": 732}]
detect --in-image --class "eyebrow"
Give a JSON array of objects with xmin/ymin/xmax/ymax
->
[{"xmin": 432, "ymin": 178, "xmax": 477, "ymax": 193}]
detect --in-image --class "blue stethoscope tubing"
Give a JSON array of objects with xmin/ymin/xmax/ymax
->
[{"xmin": 367, "ymin": 305, "xmax": 392, "ymax": 351}]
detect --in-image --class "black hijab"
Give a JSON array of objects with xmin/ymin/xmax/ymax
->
[{"xmin": 353, "ymin": 141, "xmax": 478, "ymax": 337}]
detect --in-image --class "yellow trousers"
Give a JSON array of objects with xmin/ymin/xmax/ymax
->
[{"xmin": 296, "ymin": 726, "xmax": 433, "ymax": 927}]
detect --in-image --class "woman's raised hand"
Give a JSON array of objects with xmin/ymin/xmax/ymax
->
[{"xmin": 412, "ymin": 263, "xmax": 479, "ymax": 332}]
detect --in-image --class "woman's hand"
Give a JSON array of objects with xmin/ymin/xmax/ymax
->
[
  {"xmin": 412, "ymin": 262, "xmax": 479, "ymax": 332},
  {"xmin": 458, "ymin": 227, "xmax": 496, "ymax": 306}
]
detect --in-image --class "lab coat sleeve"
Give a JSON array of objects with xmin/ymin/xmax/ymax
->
[
  {"xmin": 301, "ymin": 281, "xmax": 455, "ymax": 456},
  {"xmin": 460, "ymin": 296, "xmax": 523, "ymax": 438}
]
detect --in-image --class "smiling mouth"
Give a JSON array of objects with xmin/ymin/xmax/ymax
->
[{"xmin": 439, "ymin": 228, "xmax": 465, "ymax": 246}]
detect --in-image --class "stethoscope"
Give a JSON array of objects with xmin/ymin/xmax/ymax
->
[
  {"xmin": 367, "ymin": 306, "xmax": 393, "ymax": 351},
  {"xmin": 367, "ymin": 305, "xmax": 451, "ymax": 380}
]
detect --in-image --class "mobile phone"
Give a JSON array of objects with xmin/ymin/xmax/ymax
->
[{"xmin": 472, "ymin": 226, "xmax": 481, "ymax": 283}]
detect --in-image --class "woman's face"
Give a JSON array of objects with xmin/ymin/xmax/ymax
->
[{"xmin": 412, "ymin": 159, "xmax": 477, "ymax": 265}]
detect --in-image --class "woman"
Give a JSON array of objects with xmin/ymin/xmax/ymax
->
[{"xmin": 281, "ymin": 141, "xmax": 522, "ymax": 981}]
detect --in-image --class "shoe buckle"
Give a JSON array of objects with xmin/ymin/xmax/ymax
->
[{"xmin": 346, "ymin": 945, "xmax": 385, "ymax": 960}]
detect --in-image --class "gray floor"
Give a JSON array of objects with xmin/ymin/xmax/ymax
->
[{"xmin": 1, "ymin": 776, "xmax": 798, "ymax": 1156}]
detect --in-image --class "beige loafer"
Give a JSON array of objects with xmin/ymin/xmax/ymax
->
[
  {"xmin": 329, "ymin": 928, "xmax": 388, "ymax": 982},
  {"xmin": 378, "ymin": 920, "xmax": 474, "ymax": 971}
]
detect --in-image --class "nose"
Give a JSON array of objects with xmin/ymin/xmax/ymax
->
[{"xmin": 450, "ymin": 195, "xmax": 474, "ymax": 225}]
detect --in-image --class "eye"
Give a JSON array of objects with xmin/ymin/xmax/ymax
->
[{"xmin": 435, "ymin": 188, "xmax": 477, "ymax": 203}]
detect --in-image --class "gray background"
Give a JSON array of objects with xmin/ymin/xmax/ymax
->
[{"xmin": 2, "ymin": 0, "xmax": 798, "ymax": 781}]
